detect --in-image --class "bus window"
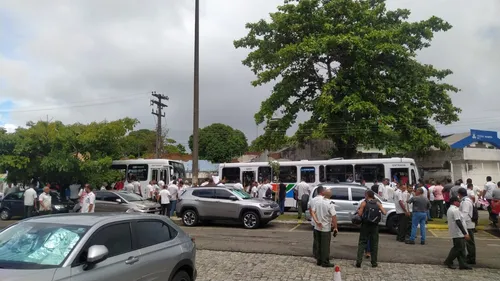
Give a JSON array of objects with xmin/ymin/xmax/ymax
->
[
  {"xmin": 319, "ymin": 165, "xmax": 325, "ymax": 182},
  {"xmin": 279, "ymin": 166, "xmax": 297, "ymax": 183},
  {"xmin": 391, "ymin": 168, "xmax": 409, "ymax": 185},
  {"xmin": 221, "ymin": 167, "xmax": 240, "ymax": 183},
  {"xmin": 152, "ymin": 169, "xmax": 159, "ymax": 182},
  {"xmin": 325, "ymin": 165, "xmax": 353, "ymax": 182},
  {"xmin": 171, "ymin": 161, "xmax": 186, "ymax": 180},
  {"xmin": 300, "ymin": 167, "xmax": 315, "ymax": 183},
  {"xmin": 354, "ymin": 164, "xmax": 384, "ymax": 182},
  {"xmin": 128, "ymin": 164, "xmax": 149, "ymax": 181},
  {"xmin": 258, "ymin": 167, "xmax": 272, "ymax": 182}
]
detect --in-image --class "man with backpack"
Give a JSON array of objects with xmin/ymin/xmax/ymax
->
[
  {"xmin": 405, "ymin": 187, "xmax": 431, "ymax": 245},
  {"xmin": 458, "ymin": 188, "xmax": 477, "ymax": 265},
  {"xmin": 355, "ymin": 190, "xmax": 387, "ymax": 268}
]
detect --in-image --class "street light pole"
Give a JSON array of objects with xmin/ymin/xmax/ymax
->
[{"xmin": 192, "ymin": 0, "xmax": 200, "ymax": 185}]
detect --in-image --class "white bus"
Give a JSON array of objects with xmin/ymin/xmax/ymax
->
[
  {"xmin": 218, "ymin": 158, "xmax": 421, "ymax": 208},
  {"xmin": 111, "ymin": 159, "xmax": 186, "ymax": 191}
]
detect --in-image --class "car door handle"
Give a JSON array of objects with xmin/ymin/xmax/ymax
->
[
  {"xmin": 125, "ymin": 256, "xmax": 139, "ymax": 265},
  {"xmin": 352, "ymin": 202, "xmax": 358, "ymax": 205}
]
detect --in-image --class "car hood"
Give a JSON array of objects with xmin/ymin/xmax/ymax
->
[
  {"xmin": 0, "ymin": 268, "xmax": 57, "ymax": 281},
  {"xmin": 131, "ymin": 201, "xmax": 160, "ymax": 209}
]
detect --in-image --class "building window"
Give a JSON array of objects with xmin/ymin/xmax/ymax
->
[
  {"xmin": 300, "ymin": 167, "xmax": 315, "ymax": 183},
  {"xmin": 325, "ymin": 165, "xmax": 354, "ymax": 182},
  {"xmin": 221, "ymin": 167, "xmax": 240, "ymax": 183},
  {"xmin": 279, "ymin": 166, "xmax": 297, "ymax": 183},
  {"xmin": 355, "ymin": 164, "xmax": 385, "ymax": 182},
  {"xmin": 258, "ymin": 167, "xmax": 272, "ymax": 182}
]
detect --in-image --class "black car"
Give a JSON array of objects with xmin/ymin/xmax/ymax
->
[{"xmin": 0, "ymin": 189, "xmax": 75, "ymax": 220}]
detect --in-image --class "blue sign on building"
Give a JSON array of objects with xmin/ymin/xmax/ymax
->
[{"xmin": 451, "ymin": 129, "xmax": 500, "ymax": 149}]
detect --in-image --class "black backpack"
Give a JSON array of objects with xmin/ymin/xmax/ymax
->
[
  {"xmin": 471, "ymin": 205, "xmax": 479, "ymax": 222},
  {"xmin": 362, "ymin": 199, "xmax": 382, "ymax": 224}
]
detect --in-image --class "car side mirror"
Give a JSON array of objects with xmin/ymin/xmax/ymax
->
[
  {"xmin": 229, "ymin": 195, "xmax": 238, "ymax": 201},
  {"xmin": 86, "ymin": 245, "xmax": 109, "ymax": 265},
  {"xmin": 115, "ymin": 198, "xmax": 122, "ymax": 203}
]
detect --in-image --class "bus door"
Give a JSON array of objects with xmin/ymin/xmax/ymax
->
[{"xmin": 242, "ymin": 167, "xmax": 257, "ymax": 189}]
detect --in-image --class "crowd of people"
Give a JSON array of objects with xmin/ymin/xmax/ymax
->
[{"xmin": 306, "ymin": 175, "xmax": 500, "ymax": 270}]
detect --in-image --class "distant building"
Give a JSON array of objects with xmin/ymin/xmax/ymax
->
[{"xmin": 414, "ymin": 129, "xmax": 500, "ymax": 184}]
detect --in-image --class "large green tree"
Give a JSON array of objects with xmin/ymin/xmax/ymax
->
[
  {"xmin": 189, "ymin": 123, "xmax": 248, "ymax": 163},
  {"xmin": 0, "ymin": 118, "xmax": 138, "ymax": 187},
  {"xmin": 234, "ymin": 0, "xmax": 460, "ymax": 157}
]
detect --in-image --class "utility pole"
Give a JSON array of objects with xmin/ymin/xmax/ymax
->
[
  {"xmin": 192, "ymin": 0, "xmax": 200, "ymax": 185},
  {"xmin": 151, "ymin": 91, "xmax": 169, "ymax": 158}
]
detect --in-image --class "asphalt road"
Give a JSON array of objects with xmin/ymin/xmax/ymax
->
[
  {"xmin": 2, "ymin": 219, "xmax": 499, "ymax": 269},
  {"xmin": 181, "ymin": 223, "xmax": 500, "ymax": 269}
]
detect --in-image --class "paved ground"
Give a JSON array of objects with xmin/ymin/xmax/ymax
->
[
  {"xmin": 196, "ymin": 250, "xmax": 500, "ymax": 281},
  {"xmin": 182, "ymin": 223, "xmax": 500, "ymax": 269}
]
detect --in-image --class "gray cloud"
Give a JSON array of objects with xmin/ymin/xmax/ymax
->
[{"xmin": 1, "ymin": 0, "xmax": 499, "ymax": 146}]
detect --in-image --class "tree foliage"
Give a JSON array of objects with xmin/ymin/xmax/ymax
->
[
  {"xmin": 234, "ymin": 0, "xmax": 460, "ymax": 157},
  {"xmin": 0, "ymin": 118, "xmax": 137, "ymax": 187},
  {"xmin": 189, "ymin": 123, "xmax": 248, "ymax": 163}
]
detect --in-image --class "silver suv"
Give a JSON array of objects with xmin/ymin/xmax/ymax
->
[
  {"xmin": 176, "ymin": 187, "xmax": 280, "ymax": 229},
  {"xmin": 94, "ymin": 191, "xmax": 161, "ymax": 213},
  {"xmin": 305, "ymin": 183, "xmax": 398, "ymax": 234}
]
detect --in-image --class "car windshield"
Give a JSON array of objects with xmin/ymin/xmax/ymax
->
[
  {"xmin": 0, "ymin": 222, "xmax": 89, "ymax": 269},
  {"xmin": 231, "ymin": 189, "xmax": 251, "ymax": 199},
  {"xmin": 117, "ymin": 192, "xmax": 144, "ymax": 202}
]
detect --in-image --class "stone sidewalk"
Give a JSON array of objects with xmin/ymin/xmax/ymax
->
[{"xmin": 196, "ymin": 250, "xmax": 500, "ymax": 281}]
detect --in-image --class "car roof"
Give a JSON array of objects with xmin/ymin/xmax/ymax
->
[
  {"xmin": 319, "ymin": 182, "xmax": 362, "ymax": 186},
  {"xmin": 20, "ymin": 212, "xmax": 153, "ymax": 226}
]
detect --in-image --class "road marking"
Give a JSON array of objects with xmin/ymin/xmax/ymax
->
[
  {"xmin": 289, "ymin": 221, "xmax": 303, "ymax": 232},
  {"xmin": 428, "ymin": 229, "xmax": 438, "ymax": 238},
  {"xmin": 480, "ymin": 231, "xmax": 499, "ymax": 239}
]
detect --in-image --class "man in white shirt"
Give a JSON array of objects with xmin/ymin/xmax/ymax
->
[
  {"xmin": 258, "ymin": 180, "xmax": 271, "ymax": 199},
  {"xmin": 251, "ymin": 182, "xmax": 258, "ymax": 198},
  {"xmin": 308, "ymin": 185, "xmax": 325, "ymax": 260},
  {"xmin": 100, "ymin": 182, "xmax": 107, "ymax": 191},
  {"xmin": 131, "ymin": 176, "xmax": 142, "ymax": 197},
  {"xmin": 69, "ymin": 183, "xmax": 81, "ymax": 203},
  {"xmin": 444, "ymin": 196, "xmax": 472, "ymax": 270},
  {"xmin": 458, "ymin": 188, "xmax": 475, "ymax": 265},
  {"xmin": 158, "ymin": 185, "xmax": 171, "ymax": 217},
  {"xmin": 295, "ymin": 180, "xmax": 310, "ymax": 219},
  {"xmin": 233, "ymin": 179, "xmax": 243, "ymax": 190},
  {"xmin": 81, "ymin": 184, "xmax": 96, "ymax": 213},
  {"xmin": 168, "ymin": 181, "xmax": 179, "ymax": 217},
  {"xmin": 124, "ymin": 180, "xmax": 135, "ymax": 193},
  {"xmin": 483, "ymin": 176, "xmax": 497, "ymax": 224},
  {"xmin": 378, "ymin": 178, "xmax": 389, "ymax": 201},
  {"xmin": 311, "ymin": 189, "xmax": 337, "ymax": 268},
  {"xmin": 145, "ymin": 181, "xmax": 153, "ymax": 200},
  {"xmin": 23, "ymin": 184, "xmax": 38, "ymax": 218},
  {"xmin": 428, "ymin": 182, "xmax": 435, "ymax": 219},
  {"xmin": 38, "ymin": 186, "xmax": 52, "ymax": 215},
  {"xmin": 200, "ymin": 178, "xmax": 209, "ymax": 187},
  {"xmin": 394, "ymin": 184, "xmax": 410, "ymax": 242}
]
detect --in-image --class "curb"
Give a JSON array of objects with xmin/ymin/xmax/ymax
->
[{"xmin": 171, "ymin": 217, "xmax": 488, "ymax": 231}]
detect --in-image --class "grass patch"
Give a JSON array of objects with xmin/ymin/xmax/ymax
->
[{"xmin": 277, "ymin": 214, "xmax": 301, "ymax": 221}]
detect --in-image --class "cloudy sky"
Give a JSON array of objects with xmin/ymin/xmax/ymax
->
[{"xmin": 1, "ymin": 0, "xmax": 499, "ymax": 147}]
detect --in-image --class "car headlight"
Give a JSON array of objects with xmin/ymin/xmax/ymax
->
[
  {"xmin": 53, "ymin": 205, "xmax": 64, "ymax": 210},
  {"xmin": 259, "ymin": 203, "xmax": 271, "ymax": 208}
]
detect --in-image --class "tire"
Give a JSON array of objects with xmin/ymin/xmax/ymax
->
[
  {"xmin": 242, "ymin": 211, "xmax": 260, "ymax": 229},
  {"xmin": 386, "ymin": 214, "xmax": 398, "ymax": 235},
  {"xmin": 0, "ymin": 209, "xmax": 12, "ymax": 221},
  {"xmin": 182, "ymin": 209, "xmax": 198, "ymax": 227},
  {"xmin": 171, "ymin": 270, "xmax": 191, "ymax": 281}
]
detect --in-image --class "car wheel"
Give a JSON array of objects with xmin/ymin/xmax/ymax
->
[
  {"xmin": 386, "ymin": 214, "xmax": 398, "ymax": 235},
  {"xmin": 182, "ymin": 210, "xmax": 198, "ymax": 227},
  {"xmin": 0, "ymin": 209, "xmax": 11, "ymax": 221},
  {"xmin": 171, "ymin": 270, "xmax": 191, "ymax": 281},
  {"xmin": 242, "ymin": 211, "xmax": 260, "ymax": 229}
]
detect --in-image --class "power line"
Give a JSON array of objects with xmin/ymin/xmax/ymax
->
[
  {"xmin": 0, "ymin": 93, "xmax": 148, "ymax": 113},
  {"xmin": 150, "ymin": 91, "xmax": 169, "ymax": 158}
]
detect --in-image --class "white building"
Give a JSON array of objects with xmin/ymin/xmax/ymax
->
[{"xmin": 416, "ymin": 129, "xmax": 500, "ymax": 185}]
